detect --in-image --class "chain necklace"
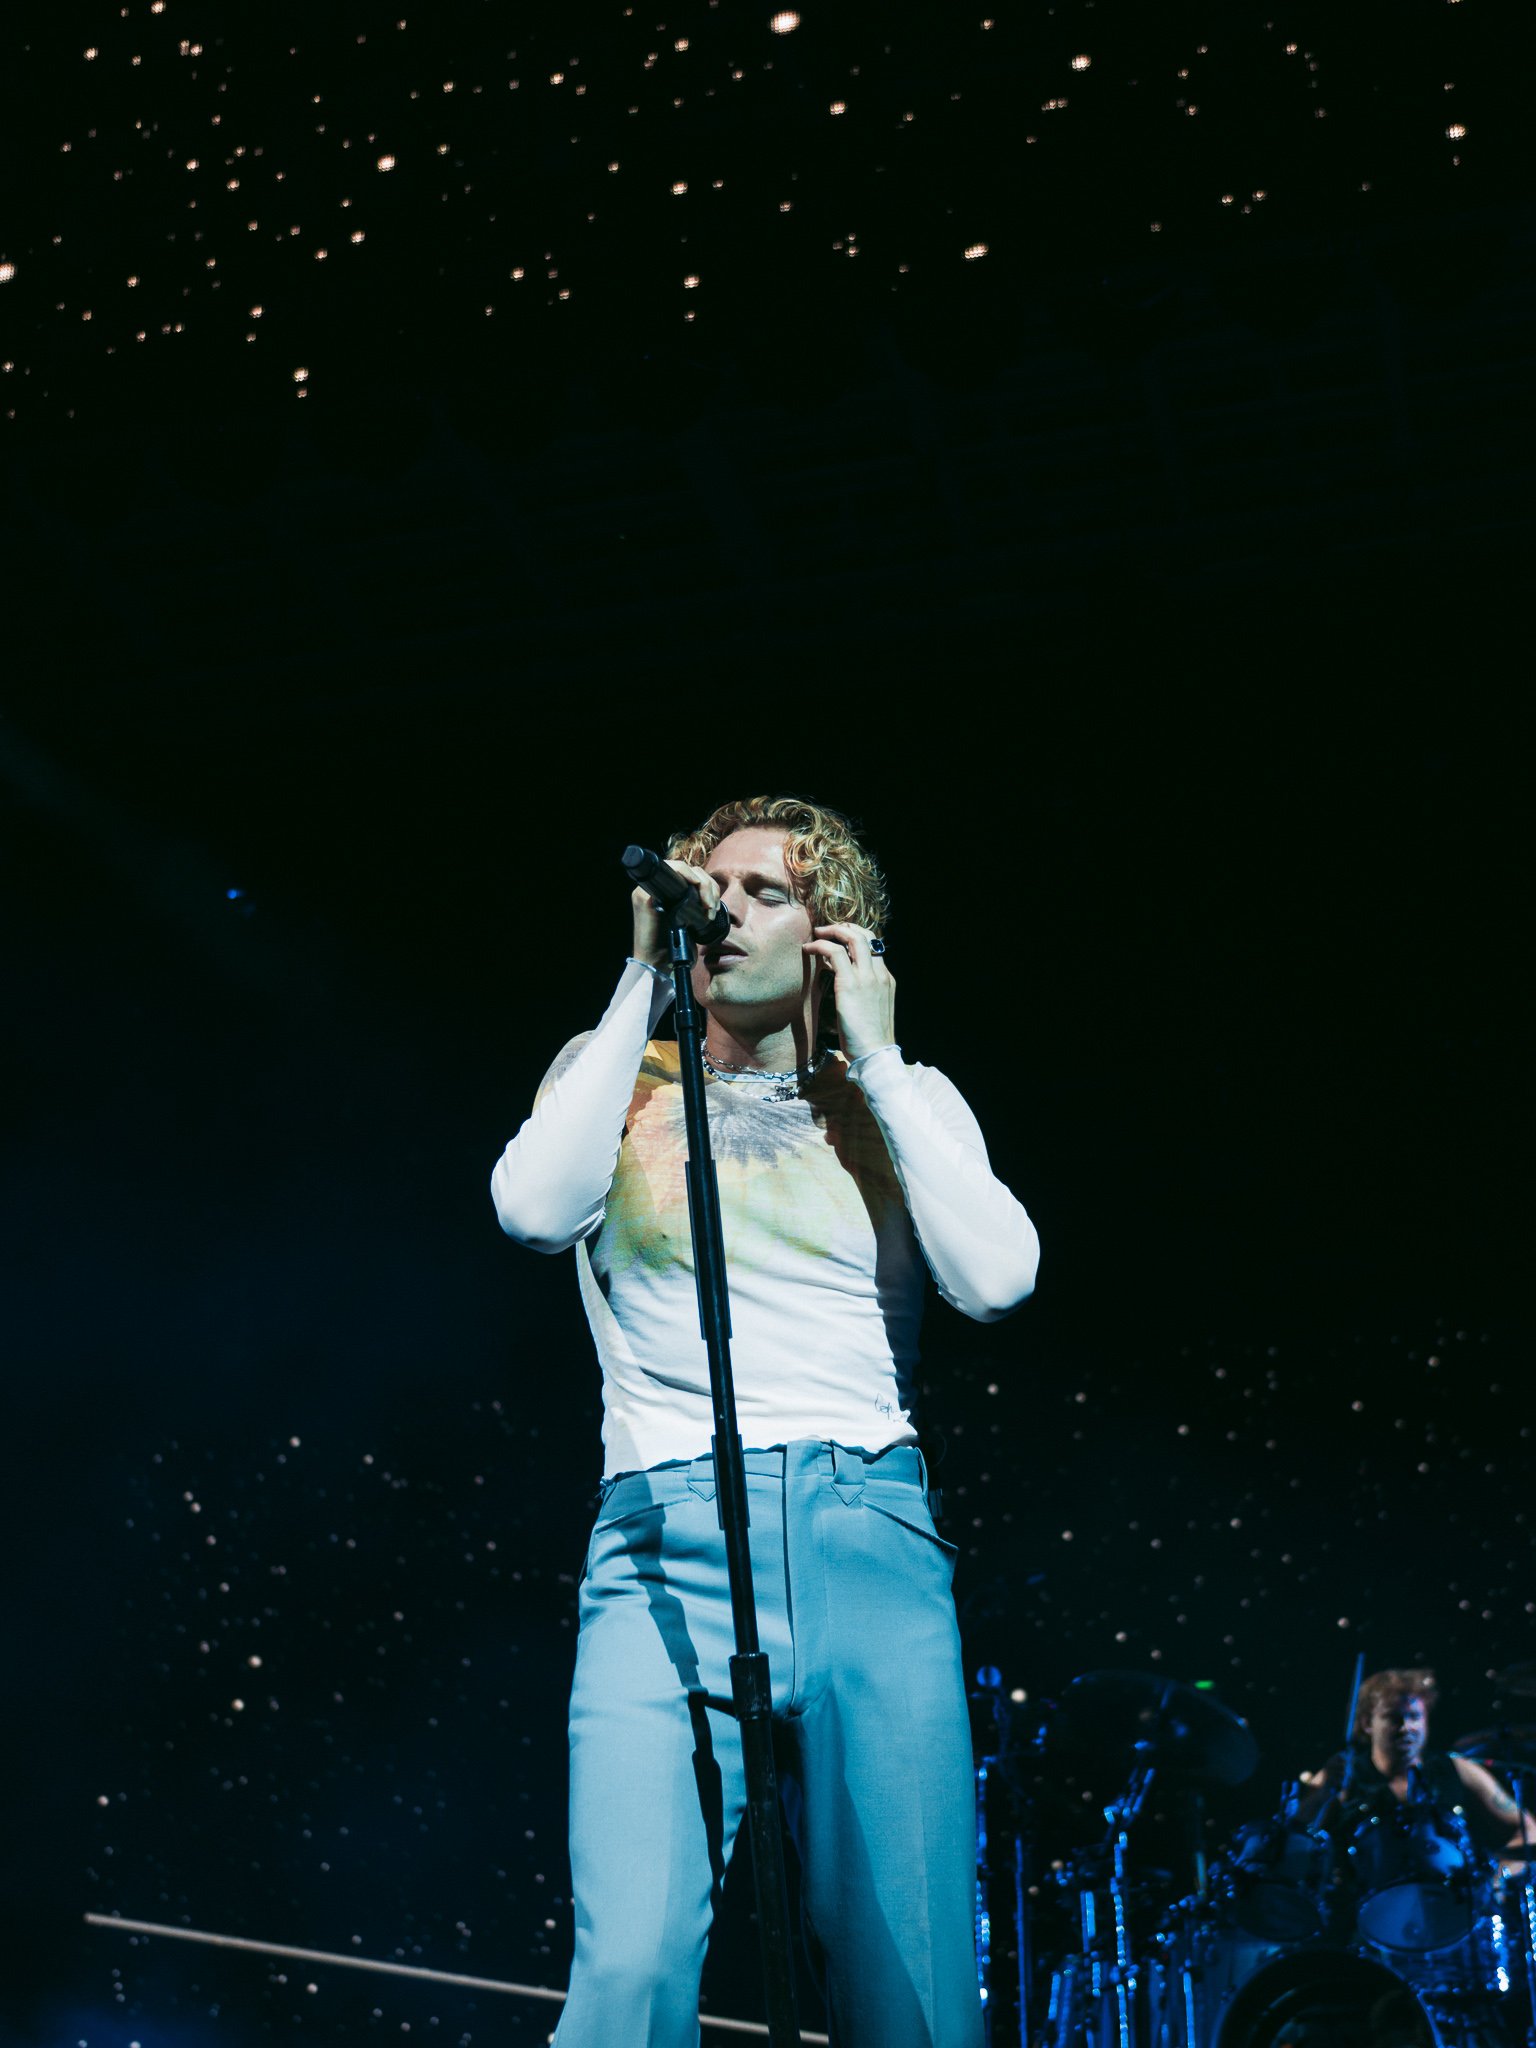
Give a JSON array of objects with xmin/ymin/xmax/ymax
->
[{"xmin": 700, "ymin": 1043, "xmax": 829, "ymax": 1102}]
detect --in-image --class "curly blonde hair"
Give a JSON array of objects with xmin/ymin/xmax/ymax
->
[
  {"xmin": 667, "ymin": 794, "xmax": 890, "ymax": 938},
  {"xmin": 1354, "ymin": 1668, "xmax": 1438, "ymax": 1738}
]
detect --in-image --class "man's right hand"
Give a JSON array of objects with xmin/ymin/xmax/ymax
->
[{"xmin": 631, "ymin": 860, "xmax": 721, "ymax": 969}]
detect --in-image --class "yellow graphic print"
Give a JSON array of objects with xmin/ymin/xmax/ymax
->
[{"xmin": 593, "ymin": 1043, "xmax": 904, "ymax": 1289}]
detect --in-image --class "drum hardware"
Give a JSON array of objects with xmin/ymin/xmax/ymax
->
[
  {"xmin": 1348, "ymin": 1797, "xmax": 1481, "ymax": 1954},
  {"xmin": 1147, "ymin": 1905, "xmax": 1204, "ymax": 2048},
  {"xmin": 1050, "ymin": 1671, "xmax": 1260, "ymax": 1794},
  {"xmin": 970, "ymin": 1666, "xmax": 1032, "ymax": 2047},
  {"xmin": 1442, "ymin": 1737, "xmax": 1536, "ymax": 2039},
  {"xmin": 1501, "ymin": 1764, "xmax": 1536, "ymax": 2048},
  {"xmin": 1035, "ymin": 1671, "xmax": 1258, "ymax": 2048},
  {"xmin": 1021, "ymin": 1666, "xmax": 1536, "ymax": 2048},
  {"xmin": 1208, "ymin": 1947, "xmax": 1443, "ymax": 2048},
  {"xmin": 1452, "ymin": 1730, "xmax": 1536, "ymax": 1773},
  {"xmin": 1165, "ymin": 1801, "xmax": 1533, "ymax": 2048},
  {"xmin": 1040, "ymin": 1752, "xmax": 1161, "ymax": 2048},
  {"xmin": 1206, "ymin": 1784, "xmax": 1334, "ymax": 1945},
  {"xmin": 1108, "ymin": 1753, "xmax": 1159, "ymax": 2048},
  {"xmin": 1151, "ymin": 1774, "xmax": 1342, "ymax": 2048}
]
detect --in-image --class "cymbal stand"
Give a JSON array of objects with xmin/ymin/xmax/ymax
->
[
  {"xmin": 971, "ymin": 1669, "xmax": 1032, "ymax": 2047},
  {"xmin": 1508, "ymin": 1769, "xmax": 1536, "ymax": 2048},
  {"xmin": 1045, "ymin": 1751, "xmax": 1158, "ymax": 2048},
  {"xmin": 1146, "ymin": 1785, "xmax": 1208, "ymax": 2048},
  {"xmin": 1040, "ymin": 1857, "xmax": 1096, "ymax": 2048},
  {"xmin": 1012, "ymin": 1829, "xmax": 1032, "ymax": 2048},
  {"xmin": 1103, "ymin": 1751, "xmax": 1158, "ymax": 2048}
]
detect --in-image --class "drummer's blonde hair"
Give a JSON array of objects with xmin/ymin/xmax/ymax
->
[
  {"xmin": 1354, "ymin": 1667, "xmax": 1439, "ymax": 1736},
  {"xmin": 667, "ymin": 795, "xmax": 890, "ymax": 939}
]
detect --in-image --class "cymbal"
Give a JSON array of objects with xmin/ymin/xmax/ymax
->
[
  {"xmin": 1491, "ymin": 1663, "xmax": 1536, "ymax": 1699},
  {"xmin": 1051, "ymin": 1669, "xmax": 1259, "ymax": 1788},
  {"xmin": 1450, "ymin": 1727, "xmax": 1536, "ymax": 1770}
]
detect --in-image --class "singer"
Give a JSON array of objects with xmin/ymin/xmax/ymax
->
[{"xmin": 491, "ymin": 794, "xmax": 1040, "ymax": 2047}]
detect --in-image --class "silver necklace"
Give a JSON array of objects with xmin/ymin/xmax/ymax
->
[{"xmin": 700, "ymin": 1044, "xmax": 829, "ymax": 1102}]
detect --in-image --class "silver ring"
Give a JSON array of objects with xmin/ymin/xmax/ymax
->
[{"xmin": 870, "ymin": 938, "xmax": 887, "ymax": 956}]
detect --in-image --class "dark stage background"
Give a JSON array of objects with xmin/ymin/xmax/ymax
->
[{"xmin": 3, "ymin": 0, "xmax": 1534, "ymax": 2041}]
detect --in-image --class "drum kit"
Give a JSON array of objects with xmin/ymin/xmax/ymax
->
[{"xmin": 969, "ymin": 1663, "xmax": 1536, "ymax": 2048}]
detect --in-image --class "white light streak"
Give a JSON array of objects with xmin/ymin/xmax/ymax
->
[{"xmin": 84, "ymin": 1918, "xmax": 830, "ymax": 2040}]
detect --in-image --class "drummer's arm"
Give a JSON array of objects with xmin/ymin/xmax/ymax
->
[{"xmin": 1451, "ymin": 1755, "xmax": 1536, "ymax": 1849}]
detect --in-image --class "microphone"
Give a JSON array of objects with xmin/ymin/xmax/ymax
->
[{"xmin": 621, "ymin": 845, "xmax": 731, "ymax": 946}]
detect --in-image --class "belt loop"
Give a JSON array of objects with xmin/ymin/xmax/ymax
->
[
  {"xmin": 830, "ymin": 1442, "xmax": 865, "ymax": 1507},
  {"xmin": 687, "ymin": 1452, "xmax": 717, "ymax": 1503}
]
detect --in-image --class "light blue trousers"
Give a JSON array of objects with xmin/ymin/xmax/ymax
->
[{"xmin": 553, "ymin": 1439, "xmax": 984, "ymax": 2048}]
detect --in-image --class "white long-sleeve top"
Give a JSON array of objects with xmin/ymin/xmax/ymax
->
[{"xmin": 491, "ymin": 960, "xmax": 1040, "ymax": 1477}]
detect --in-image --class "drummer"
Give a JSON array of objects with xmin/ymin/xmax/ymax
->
[{"xmin": 1298, "ymin": 1666, "xmax": 1536, "ymax": 1864}]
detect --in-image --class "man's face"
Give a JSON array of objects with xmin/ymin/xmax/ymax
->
[
  {"xmin": 1369, "ymin": 1693, "xmax": 1429, "ymax": 1770},
  {"xmin": 692, "ymin": 827, "xmax": 817, "ymax": 1029}
]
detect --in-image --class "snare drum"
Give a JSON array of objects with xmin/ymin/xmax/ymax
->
[{"xmin": 1348, "ymin": 1802, "xmax": 1474, "ymax": 1953}]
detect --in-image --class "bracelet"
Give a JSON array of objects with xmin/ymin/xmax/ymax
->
[{"xmin": 627, "ymin": 955, "xmax": 671, "ymax": 983}]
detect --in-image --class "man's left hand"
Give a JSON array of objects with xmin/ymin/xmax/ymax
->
[{"xmin": 803, "ymin": 923, "xmax": 896, "ymax": 1061}]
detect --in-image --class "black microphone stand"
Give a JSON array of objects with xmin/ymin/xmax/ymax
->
[{"xmin": 665, "ymin": 910, "xmax": 801, "ymax": 2047}]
